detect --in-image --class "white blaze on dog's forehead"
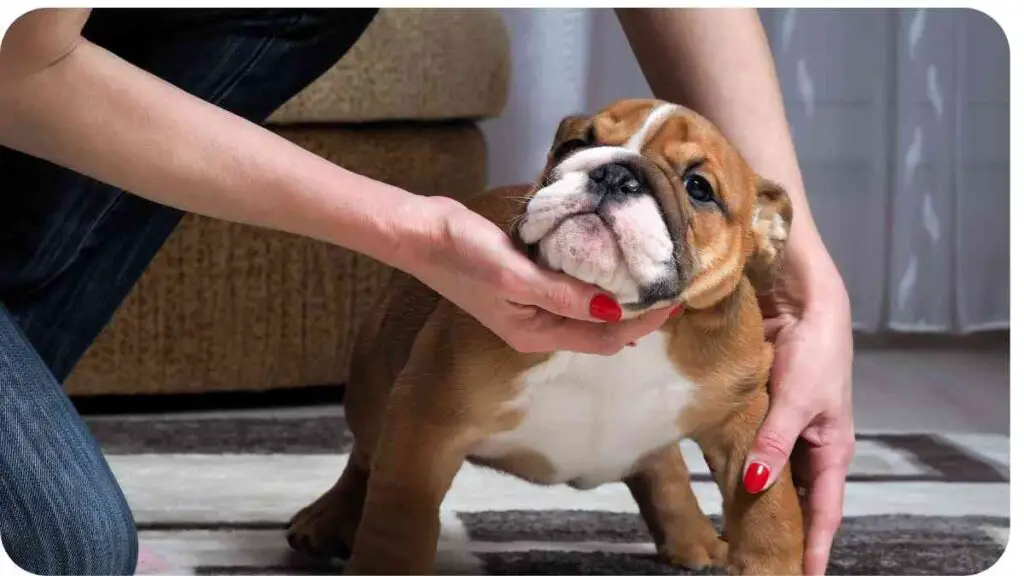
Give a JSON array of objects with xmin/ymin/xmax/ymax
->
[
  {"xmin": 554, "ymin": 146, "xmax": 640, "ymax": 178},
  {"xmin": 624, "ymin": 103, "xmax": 681, "ymax": 153}
]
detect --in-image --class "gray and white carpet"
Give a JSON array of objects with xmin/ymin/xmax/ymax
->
[{"xmin": 87, "ymin": 413, "xmax": 1010, "ymax": 575}]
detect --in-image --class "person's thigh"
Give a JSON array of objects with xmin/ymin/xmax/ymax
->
[
  {"xmin": 0, "ymin": 304, "xmax": 137, "ymax": 575},
  {"xmin": 0, "ymin": 8, "xmax": 378, "ymax": 381},
  {"xmin": 0, "ymin": 10, "xmax": 376, "ymax": 574}
]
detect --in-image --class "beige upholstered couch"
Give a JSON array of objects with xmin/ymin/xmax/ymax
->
[{"xmin": 65, "ymin": 9, "xmax": 510, "ymax": 396}]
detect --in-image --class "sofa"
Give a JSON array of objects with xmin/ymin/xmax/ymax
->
[{"xmin": 64, "ymin": 9, "xmax": 511, "ymax": 396}]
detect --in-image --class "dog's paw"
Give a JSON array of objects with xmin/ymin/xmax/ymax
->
[
  {"xmin": 286, "ymin": 488, "xmax": 357, "ymax": 560},
  {"xmin": 659, "ymin": 526, "xmax": 729, "ymax": 571}
]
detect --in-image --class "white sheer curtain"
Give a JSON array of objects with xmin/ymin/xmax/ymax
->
[{"xmin": 480, "ymin": 8, "xmax": 1009, "ymax": 334}]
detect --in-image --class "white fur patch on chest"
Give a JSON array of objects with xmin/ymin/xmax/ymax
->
[{"xmin": 469, "ymin": 331, "xmax": 697, "ymax": 489}]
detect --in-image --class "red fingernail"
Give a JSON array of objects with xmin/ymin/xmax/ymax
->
[
  {"xmin": 743, "ymin": 461, "xmax": 771, "ymax": 493},
  {"xmin": 670, "ymin": 304, "xmax": 682, "ymax": 317},
  {"xmin": 589, "ymin": 294, "xmax": 622, "ymax": 322}
]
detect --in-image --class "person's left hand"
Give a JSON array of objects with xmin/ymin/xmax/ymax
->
[{"xmin": 741, "ymin": 267, "xmax": 855, "ymax": 575}]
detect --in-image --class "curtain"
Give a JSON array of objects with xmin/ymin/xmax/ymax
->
[{"xmin": 480, "ymin": 8, "xmax": 1009, "ymax": 334}]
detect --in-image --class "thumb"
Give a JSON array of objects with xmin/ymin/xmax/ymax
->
[
  {"xmin": 519, "ymin": 265, "xmax": 623, "ymax": 323},
  {"xmin": 742, "ymin": 396, "xmax": 810, "ymax": 494}
]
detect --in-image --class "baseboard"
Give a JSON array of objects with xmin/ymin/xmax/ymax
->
[
  {"xmin": 71, "ymin": 330, "xmax": 1009, "ymax": 416},
  {"xmin": 853, "ymin": 329, "xmax": 1009, "ymax": 350},
  {"xmin": 72, "ymin": 383, "xmax": 346, "ymax": 416}
]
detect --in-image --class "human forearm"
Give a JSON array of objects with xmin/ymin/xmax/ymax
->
[
  {"xmin": 0, "ymin": 35, "xmax": 426, "ymax": 270},
  {"xmin": 616, "ymin": 8, "xmax": 846, "ymax": 305}
]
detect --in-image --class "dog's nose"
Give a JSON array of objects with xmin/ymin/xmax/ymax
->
[{"xmin": 588, "ymin": 163, "xmax": 642, "ymax": 195}]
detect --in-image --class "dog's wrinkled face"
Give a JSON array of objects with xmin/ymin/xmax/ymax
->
[{"xmin": 516, "ymin": 99, "xmax": 793, "ymax": 315}]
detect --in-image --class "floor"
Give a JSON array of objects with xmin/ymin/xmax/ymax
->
[
  {"xmin": 76, "ymin": 342, "xmax": 1010, "ymax": 575},
  {"xmin": 851, "ymin": 345, "xmax": 1009, "ymax": 434}
]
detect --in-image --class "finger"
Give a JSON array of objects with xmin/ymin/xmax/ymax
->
[
  {"xmin": 803, "ymin": 464, "xmax": 846, "ymax": 575},
  {"xmin": 511, "ymin": 264, "xmax": 622, "ymax": 323},
  {"xmin": 599, "ymin": 306, "xmax": 674, "ymax": 345},
  {"xmin": 526, "ymin": 306, "xmax": 673, "ymax": 355},
  {"xmin": 742, "ymin": 394, "xmax": 812, "ymax": 494}
]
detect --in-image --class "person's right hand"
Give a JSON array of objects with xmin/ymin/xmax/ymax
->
[{"xmin": 397, "ymin": 196, "xmax": 674, "ymax": 355}]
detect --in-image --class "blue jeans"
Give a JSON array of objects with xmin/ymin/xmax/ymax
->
[{"xmin": 0, "ymin": 9, "xmax": 377, "ymax": 575}]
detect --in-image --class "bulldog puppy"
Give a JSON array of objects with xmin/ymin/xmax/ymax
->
[{"xmin": 286, "ymin": 98, "xmax": 804, "ymax": 575}]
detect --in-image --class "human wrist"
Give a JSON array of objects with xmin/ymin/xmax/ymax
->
[
  {"xmin": 785, "ymin": 220, "xmax": 850, "ymax": 320},
  {"xmin": 367, "ymin": 192, "xmax": 456, "ymax": 278}
]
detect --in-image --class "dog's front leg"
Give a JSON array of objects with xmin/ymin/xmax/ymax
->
[
  {"xmin": 343, "ymin": 404, "xmax": 470, "ymax": 575},
  {"xmin": 625, "ymin": 443, "xmax": 728, "ymax": 570},
  {"xmin": 693, "ymin": 389, "xmax": 805, "ymax": 576}
]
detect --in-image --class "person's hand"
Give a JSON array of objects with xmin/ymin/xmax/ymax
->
[
  {"xmin": 742, "ymin": 258, "xmax": 855, "ymax": 575},
  {"xmin": 398, "ymin": 196, "xmax": 674, "ymax": 355}
]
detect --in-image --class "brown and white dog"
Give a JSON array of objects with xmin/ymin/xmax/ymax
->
[{"xmin": 286, "ymin": 99, "xmax": 804, "ymax": 575}]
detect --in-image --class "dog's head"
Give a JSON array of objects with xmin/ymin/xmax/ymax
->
[{"xmin": 516, "ymin": 99, "xmax": 793, "ymax": 316}]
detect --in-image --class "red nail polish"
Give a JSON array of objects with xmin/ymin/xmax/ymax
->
[
  {"xmin": 743, "ymin": 461, "xmax": 771, "ymax": 493},
  {"xmin": 670, "ymin": 304, "xmax": 682, "ymax": 317},
  {"xmin": 589, "ymin": 294, "xmax": 622, "ymax": 322}
]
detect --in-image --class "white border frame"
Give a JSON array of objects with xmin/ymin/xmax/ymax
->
[{"xmin": 0, "ymin": 2, "xmax": 1016, "ymax": 575}]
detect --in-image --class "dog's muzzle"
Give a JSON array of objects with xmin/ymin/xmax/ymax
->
[{"xmin": 518, "ymin": 150, "xmax": 681, "ymax": 310}]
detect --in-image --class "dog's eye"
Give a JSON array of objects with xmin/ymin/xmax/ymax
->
[{"xmin": 684, "ymin": 174, "xmax": 714, "ymax": 203}]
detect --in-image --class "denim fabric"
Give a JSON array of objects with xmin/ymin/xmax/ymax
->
[
  {"xmin": 0, "ymin": 305, "xmax": 138, "ymax": 575},
  {"xmin": 0, "ymin": 9, "xmax": 377, "ymax": 574}
]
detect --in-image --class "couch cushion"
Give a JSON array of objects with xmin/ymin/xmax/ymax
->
[
  {"xmin": 66, "ymin": 122, "xmax": 487, "ymax": 396},
  {"xmin": 268, "ymin": 9, "xmax": 510, "ymax": 124}
]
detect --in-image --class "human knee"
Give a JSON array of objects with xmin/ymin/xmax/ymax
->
[
  {"xmin": 3, "ymin": 481, "xmax": 138, "ymax": 575},
  {"xmin": 61, "ymin": 484, "xmax": 139, "ymax": 576}
]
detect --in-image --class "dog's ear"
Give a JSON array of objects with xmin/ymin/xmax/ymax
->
[
  {"xmin": 744, "ymin": 177, "xmax": 793, "ymax": 293},
  {"xmin": 547, "ymin": 114, "xmax": 593, "ymax": 162}
]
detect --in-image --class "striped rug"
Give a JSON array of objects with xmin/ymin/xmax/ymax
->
[{"xmin": 87, "ymin": 413, "xmax": 1010, "ymax": 575}]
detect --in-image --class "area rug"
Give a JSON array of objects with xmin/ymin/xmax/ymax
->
[{"xmin": 86, "ymin": 413, "xmax": 1010, "ymax": 575}]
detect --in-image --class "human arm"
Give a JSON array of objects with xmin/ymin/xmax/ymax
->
[
  {"xmin": 0, "ymin": 9, "xmax": 423, "ymax": 268},
  {"xmin": 0, "ymin": 9, "xmax": 669, "ymax": 355},
  {"xmin": 616, "ymin": 8, "xmax": 854, "ymax": 574}
]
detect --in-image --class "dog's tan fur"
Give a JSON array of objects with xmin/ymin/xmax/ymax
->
[{"xmin": 286, "ymin": 99, "xmax": 804, "ymax": 575}]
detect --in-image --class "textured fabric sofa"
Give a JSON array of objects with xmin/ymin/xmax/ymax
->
[{"xmin": 65, "ymin": 9, "xmax": 510, "ymax": 396}]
